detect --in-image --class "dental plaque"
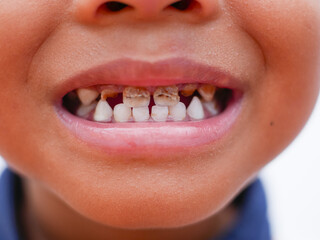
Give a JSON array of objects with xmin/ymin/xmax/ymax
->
[{"xmin": 62, "ymin": 83, "xmax": 232, "ymax": 123}]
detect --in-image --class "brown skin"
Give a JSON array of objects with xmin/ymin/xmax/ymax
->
[{"xmin": 0, "ymin": 0, "xmax": 320, "ymax": 239}]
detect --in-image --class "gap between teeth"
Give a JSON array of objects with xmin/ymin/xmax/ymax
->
[{"xmin": 74, "ymin": 84, "xmax": 220, "ymax": 123}]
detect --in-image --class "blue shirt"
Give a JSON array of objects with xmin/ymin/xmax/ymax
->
[{"xmin": 0, "ymin": 168, "xmax": 271, "ymax": 240}]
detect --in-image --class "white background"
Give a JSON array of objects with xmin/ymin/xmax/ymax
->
[{"xmin": 1, "ymin": 97, "xmax": 320, "ymax": 240}]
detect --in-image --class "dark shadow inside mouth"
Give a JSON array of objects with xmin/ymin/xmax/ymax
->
[{"xmin": 62, "ymin": 86, "xmax": 233, "ymax": 121}]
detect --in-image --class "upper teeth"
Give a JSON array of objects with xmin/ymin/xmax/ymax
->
[
  {"xmin": 153, "ymin": 85, "xmax": 180, "ymax": 106},
  {"xmin": 123, "ymin": 87, "xmax": 150, "ymax": 108},
  {"xmin": 76, "ymin": 87, "xmax": 99, "ymax": 106},
  {"xmin": 181, "ymin": 84, "xmax": 197, "ymax": 97},
  {"xmin": 198, "ymin": 84, "xmax": 216, "ymax": 102},
  {"xmin": 101, "ymin": 85, "xmax": 119, "ymax": 100},
  {"xmin": 73, "ymin": 83, "xmax": 223, "ymax": 123}
]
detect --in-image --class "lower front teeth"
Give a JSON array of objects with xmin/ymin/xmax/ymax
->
[
  {"xmin": 93, "ymin": 99, "xmax": 113, "ymax": 122},
  {"xmin": 169, "ymin": 102, "xmax": 186, "ymax": 121},
  {"xmin": 76, "ymin": 101, "xmax": 97, "ymax": 118},
  {"xmin": 114, "ymin": 104, "xmax": 132, "ymax": 123},
  {"xmin": 151, "ymin": 106, "xmax": 169, "ymax": 122},
  {"xmin": 132, "ymin": 107, "xmax": 150, "ymax": 122},
  {"xmin": 187, "ymin": 96, "xmax": 205, "ymax": 120}
]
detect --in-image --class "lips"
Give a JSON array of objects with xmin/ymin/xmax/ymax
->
[{"xmin": 54, "ymin": 57, "xmax": 244, "ymax": 151}]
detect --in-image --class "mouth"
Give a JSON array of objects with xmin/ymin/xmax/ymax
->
[{"xmin": 55, "ymin": 58, "xmax": 244, "ymax": 151}]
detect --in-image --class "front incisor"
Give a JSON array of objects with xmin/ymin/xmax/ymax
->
[
  {"xmin": 123, "ymin": 87, "xmax": 150, "ymax": 108},
  {"xmin": 153, "ymin": 85, "xmax": 180, "ymax": 106}
]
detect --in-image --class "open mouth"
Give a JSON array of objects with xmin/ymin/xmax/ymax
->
[
  {"xmin": 55, "ymin": 58, "xmax": 244, "ymax": 151},
  {"xmin": 62, "ymin": 83, "xmax": 233, "ymax": 123}
]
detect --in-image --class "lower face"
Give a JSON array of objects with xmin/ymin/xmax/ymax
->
[{"xmin": 0, "ymin": 0, "xmax": 319, "ymax": 229}]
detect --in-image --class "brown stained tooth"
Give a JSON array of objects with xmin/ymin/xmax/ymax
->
[
  {"xmin": 181, "ymin": 84, "xmax": 197, "ymax": 97},
  {"xmin": 198, "ymin": 84, "xmax": 216, "ymax": 102},
  {"xmin": 100, "ymin": 85, "xmax": 119, "ymax": 100},
  {"xmin": 153, "ymin": 85, "xmax": 180, "ymax": 106},
  {"xmin": 123, "ymin": 87, "xmax": 150, "ymax": 108}
]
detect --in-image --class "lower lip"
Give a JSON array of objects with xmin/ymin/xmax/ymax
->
[{"xmin": 55, "ymin": 93, "xmax": 243, "ymax": 152}]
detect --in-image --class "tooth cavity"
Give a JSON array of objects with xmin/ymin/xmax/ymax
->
[
  {"xmin": 203, "ymin": 100, "xmax": 220, "ymax": 116},
  {"xmin": 153, "ymin": 86, "xmax": 179, "ymax": 106},
  {"xmin": 76, "ymin": 101, "xmax": 97, "ymax": 118},
  {"xmin": 132, "ymin": 107, "xmax": 150, "ymax": 122},
  {"xmin": 198, "ymin": 84, "xmax": 216, "ymax": 102},
  {"xmin": 114, "ymin": 104, "xmax": 132, "ymax": 123},
  {"xmin": 76, "ymin": 87, "xmax": 99, "ymax": 106},
  {"xmin": 93, "ymin": 99, "xmax": 113, "ymax": 122},
  {"xmin": 101, "ymin": 85, "xmax": 119, "ymax": 100},
  {"xmin": 187, "ymin": 96, "xmax": 205, "ymax": 120},
  {"xmin": 169, "ymin": 102, "xmax": 186, "ymax": 121},
  {"xmin": 181, "ymin": 84, "xmax": 197, "ymax": 97},
  {"xmin": 151, "ymin": 106, "xmax": 169, "ymax": 122},
  {"xmin": 123, "ymin": 87, "xmax": 150, "ymax": 108}
]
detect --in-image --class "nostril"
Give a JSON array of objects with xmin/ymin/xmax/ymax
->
[
  {"xmin": 104, "ymin": 1, "xmax": 129, "ymax": 12},
  {"xmin": 170, "ymin": 0, "xmax": 198, "ymax": 11}
]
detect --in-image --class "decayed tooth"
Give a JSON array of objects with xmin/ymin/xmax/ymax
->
[
  {"xmin": 76, "ymin": 87, "xmax": 99, "ymax": 106},
  {"xmin": 114, "ymin": 104, "xmax": 132, "ymax": 123},
  {"xmin": 187, "ymin": 96, "xmax": 205, "ymax": 120},
  {"xmin": 123, "ymin": 87, "xmax": 150, "ymax": 108},
  {"xmin": 151, "ymin": 106, "xmax": 169, "ymax": 122},
  {"xmin": 101, "ymin": 85, "xmax": 119, "ymax": 100},
  {"xmin": 76, "ymin": 101, "xmax": 97, "ymax": 118},
  {"xmin": 132, "ymin": 107, "xmax": 150, "ymax": 122},
  {"xmin": 203, "ymin": 100, "xmax": 220, "ymax": 116},
  {"xmin": 93, "ymin": 99, "xmax": 113, "ymax": 122},
  {"xmin": 198, "ymin": 84, "xmax": 216, "ymax": 102},
  {"xmin": 169, "ymin": 102, "xmax": 186, "ymax": 121},
  {"xmin": 153, "ymin": 85, "xmax": 180, "ymax": 106},
  {"xmin": 181, "ymin": 84, "xmax": 197, "ymax": 97}
]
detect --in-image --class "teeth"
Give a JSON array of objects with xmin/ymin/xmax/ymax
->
[
  {"xmin": 187, "ymin": 96, "xmax": 205, "ymax": 120},
  {"xmin": 181, "ymin": 84, "xmax": 197, "ymax": 97},
  {"xmin": 93, "ymin": 99, "xmax": 113, "ymax": 122},
  {"xmin": 101, "ymin": 85, "xmax": 119, "ymax": 100},
  {"xmin": 153, "ymin": 86, "xmax": 180, "ymax": 106},
  {"xmin": 76, "ymin": 101, "xmax": 97, "ymax": 118},
  {"xmin": 76, "ymin": 87, "xmax": 99, "ymax": 106},
  {"xmin": 132, "ymin": 107, "xmax": 150, "ymax": 122},
  {"xmin": 198, "ymin": 84, "xmax": 216, "ymax": 102},
  {"xmin": 151, "ymin": 106, "xmax": 169, "ymax": 122},
  {"xmin": 203, "ymin": 100, "xmax": 220, "ymax": 116},
  {"xmin": 169, "ymin": 102, "xmax": 186, "ymax": 121},
  {"xmin": 123, "ymin": 87, "xmax": 150, "ymax": 108},
  {"xmin": 114, "ymin": 104, "xmax": 132, "ymax": 123}
]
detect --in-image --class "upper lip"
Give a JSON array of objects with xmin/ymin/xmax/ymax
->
[{"xmin": 55, "ymin": 57, "xmax": 246, "ymax": 100}]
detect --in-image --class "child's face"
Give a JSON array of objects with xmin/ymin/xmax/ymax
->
[{"xmin": 0, "ymin": 0, "xmax": 319, "ymax": 229}]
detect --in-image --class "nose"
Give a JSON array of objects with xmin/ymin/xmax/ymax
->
[{"xmin": 74, "ymin": 0, "xmax": 219, "ymax": 23}]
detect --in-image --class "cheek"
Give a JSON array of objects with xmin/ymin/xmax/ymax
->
[
  {"xmin": 224, "ymin": 0, "xmax": 320, "ymax": 154},
  {"xmin": 0, "ymin": 1, "xmax": 68, "ymax": 99},
  {"xmin": 225, "ymin": 0, "xmax": 320, "ymax": 68}
]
